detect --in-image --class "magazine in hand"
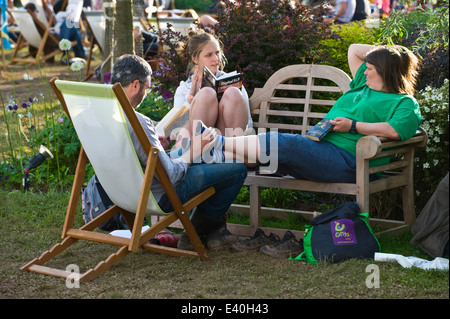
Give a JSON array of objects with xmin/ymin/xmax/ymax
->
[
  {"xmin": 305, "ymin": 118, "xmax": 335, "ymax": 141},
  {"xmin": 202, "ymin": 66, "xmax": 243, "ymax": 99}
]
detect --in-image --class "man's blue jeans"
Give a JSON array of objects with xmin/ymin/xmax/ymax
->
[
  {"xmin": 158, "ymin": 162, "xmax": 247, "ymax": 222},
  {"xmin": 59, "ymin": 19, "xmax": 85, "ymax": 58}
]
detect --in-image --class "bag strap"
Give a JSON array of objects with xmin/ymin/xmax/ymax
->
[
  {"xmin": 290, "ymin": 224, "xmax": 319, "ymax": 265},
  {"xmin": 359, "ymin": 212, "xmax": 381, "ymax": 250},
  {"xmin": 94, "ymin": 175, "xmax": 114, "ymax": 207}
]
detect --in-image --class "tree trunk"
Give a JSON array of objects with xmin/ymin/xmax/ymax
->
[
  {"xmin": 113, "ymin": 0, "xmax": 135, "ymax": 61},
  {"xmin": 101, "ymin": 0, "xmax": 115, "ymax": 80}
]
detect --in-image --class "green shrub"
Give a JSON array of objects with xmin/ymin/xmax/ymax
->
[
  {"xmin": 320, "ymin": 21, "xmax": 377, "ymax": 75},
  {"xmin": 138, "ymin": 89, "xmax": 173, "ymax": 121},
  {"xmin": 174, "ymin": 0, "xmax": 213, "ymax": 13},
  {"xmin": 413, "ymin": 79, "xmax": 449, "ymax": 209},
  {"xmin": 214, "ymin": 0, "xmax": 334, "ymax": 95},
  {"xmin": 373, "ymin": 1, "xmax": 449, "ymax": 90}
]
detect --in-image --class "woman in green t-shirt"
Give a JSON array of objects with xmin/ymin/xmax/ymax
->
[{"xmin": 199, "ymin": 44, "xmax": 422, "ymax": 183}]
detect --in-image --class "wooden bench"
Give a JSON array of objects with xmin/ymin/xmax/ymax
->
[{"xmin": 227, "ymin": 64, "xmax": 427, "ymax": 239}]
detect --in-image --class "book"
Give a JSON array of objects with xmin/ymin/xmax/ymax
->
[
  {"xmin": 202, "ymin": 66, "xmax": 243, "ymax": 99},
  {"xmin": 304, "ymin": 118, "xmax": 335, "ymax": 141},
  {"xmin": 155, "ymin": 104, "xmax": 190, "ymax": 137}
]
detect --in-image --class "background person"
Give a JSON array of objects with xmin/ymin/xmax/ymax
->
[
  {"xmin": 324, "ymin": 0, "xmax": 356, "ymax": 24},
  {"xmin": 174, "ymin": 31, "xmax": 252, "ymax": 137}
]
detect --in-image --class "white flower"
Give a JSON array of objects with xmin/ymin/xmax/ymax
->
[
  {"xmin": 71, "ymin": 61, "xmax": 84, "ymax": 72},
  {"xmin": 59, "ymin": 39, "xmax": 72, "ymax": 51}
]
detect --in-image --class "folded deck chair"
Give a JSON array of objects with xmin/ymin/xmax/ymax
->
[
  {"xmin": 82, "ymin": 10, "xmax": 105, "ymax": 81},
  {"xmin": 8, "ymin": 9, "xmax": 60, "ymax": 65},
  {"xmin": 21, "ymin": 78, "xmax": 214, "ymax": 282}
]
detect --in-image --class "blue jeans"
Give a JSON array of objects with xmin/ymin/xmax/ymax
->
[
  {"xmin": 258, "ymin": 131, "xmax": 357, "ymax": 183},
  {"xmin": 158, "ymin": 162, "xmax": 247, "ymax": 222},
  {"xmin": 59, "ymin": 19, "xmax": 85, "ymax": 58}
]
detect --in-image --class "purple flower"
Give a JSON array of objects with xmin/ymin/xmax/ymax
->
[
  {"xmin": 103, "ymin": 72, "xmax": 111, "ymax": 84},
  {"xmin": 58, "ymin": 117, "xmax": 64, "ymax": 123},
  {"xmin": 13, "ymin": 104, "xmax": 18, "ymax": 111},
  {"xmin": 29, "ymin": 97, "xmax": 33, "ymax": 103},
  {"xmin": 22, "ymin": 103, "xmax": 28, "ymax": 108},
  {"xmin": 161, "ymin": 89, "xmax": 173, "ymax": 102},
  {"xmin": 7, "ymin": 105, "xmax": 13, "ymax": 111}
]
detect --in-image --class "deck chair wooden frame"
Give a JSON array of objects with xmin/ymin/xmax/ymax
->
[
  {"xmin": 82, "ymin": 10, "xmax": 104, "ymax": 81},
  {"xmin": 20, "ymin": 0, "xmax": 55, "ymax": 26},
  {"xmin": 21, "ymin": 78, "xmax": 214, "ymax": 282},
  {"xmin": 8, "ymin": 9, "xmax": 60, "ymax": 65}
]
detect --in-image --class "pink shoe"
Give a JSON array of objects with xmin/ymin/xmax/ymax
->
[{"xmin": 149, "ymin": 230, "xmax": 179, "ymax": 248}]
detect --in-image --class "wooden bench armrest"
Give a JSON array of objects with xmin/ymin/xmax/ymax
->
[{"xmin": 356, "ymin": 127, "xmax": 428, "ymax": 160}]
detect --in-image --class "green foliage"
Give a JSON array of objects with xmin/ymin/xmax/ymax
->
[
  {"xmin": 375, "ymin": 2, "xmax": 449, "ymax": 55},
  {"xmin": 137, "ymin": 89, "xmax": 173, "ymax": 121},
  {"xmin": 372, "ymin": 1, "xmax": 449, "ymax": 91},
  {"xmin": 34, "ymin": 111, "xmax": 94, "ymax": 186},
  {"xmin": 174, "ymin": 0, "xmax": 213, "ymax": 13},
  {"xmin": 413, "ymin": 79, "xmax": 449, "ymax": 208},
  {"xmin": 214, "ymin": 0, "xmax": 334, "ymax": 95},
  {"xmin": 320, "ymin": 21, "xmax": 377, "ymax": 75}
]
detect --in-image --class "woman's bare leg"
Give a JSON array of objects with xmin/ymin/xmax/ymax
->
[
  {"xmin": 215, "ymin": 87, "xmax": 248, "ymax": 137},
  {"xmin": 190, "ymin": 87, "xmax": 219, "ymax": 128}
]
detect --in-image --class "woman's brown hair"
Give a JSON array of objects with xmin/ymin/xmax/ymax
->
[
  {"xmin": 364, "ymin": 45, "xmax": 420, "ymax": 96},
  {"xmin": 178, "ymin": 31, "xmax": 227, "ymax": 74}
]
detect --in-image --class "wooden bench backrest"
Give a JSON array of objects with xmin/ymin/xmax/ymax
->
[{"xmin": 249, "ymin": 64, "xmax": 352, "ymax": 134}]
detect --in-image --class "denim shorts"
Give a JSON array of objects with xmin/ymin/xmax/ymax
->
[{"xmin": 258, "ymin": 131, "xmax": 357, "ymax": 183}]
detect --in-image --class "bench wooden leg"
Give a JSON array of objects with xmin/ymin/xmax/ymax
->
[{"xmin": 249, "ymin": 184, "xmax": 261, "ymax": 229}]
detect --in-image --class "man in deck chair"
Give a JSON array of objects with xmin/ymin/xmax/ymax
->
[
  {"xmin": 106, "ymin": 54, "xmax": 247, "ymax": 250},
  {"xmin": 24, "ymin": 2, "xmax": 84, "ymax": 61}
]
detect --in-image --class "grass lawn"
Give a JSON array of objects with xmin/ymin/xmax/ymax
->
[{"xmin": 1, "ymin": 189, "xmax": 448, "ymax": 301}]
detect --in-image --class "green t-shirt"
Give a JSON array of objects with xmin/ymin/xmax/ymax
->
[{"xmin": 322, "ymin": 62, "xmax": 422, "ymax": 167}]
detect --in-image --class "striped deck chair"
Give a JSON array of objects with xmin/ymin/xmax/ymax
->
[{"xmin": 21, "ymin": 79, "xmax": 214, "ymax": 282}]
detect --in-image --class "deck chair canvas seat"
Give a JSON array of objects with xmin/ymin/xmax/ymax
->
[
  {"xmin": 8, "ymin": 9, "xmax": 61, "ymax": 65},
  {"xmin": 21, "ymin": 79, "xmax": 214, "ymax": 282},
  {"xmin": 82, "ymin": 10, "xmax": 105, "ymax": 81}
]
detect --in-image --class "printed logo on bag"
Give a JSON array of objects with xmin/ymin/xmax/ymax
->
[{"xmin": 331, "ymin": 219, "xmax": 357, "ymax": 245}]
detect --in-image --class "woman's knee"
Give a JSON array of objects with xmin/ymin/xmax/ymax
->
[
  {"xmin": 221, "ymin": 87, "xmax": 244, "ymax": 103},
  {"xmin": 196, "ymin": 87, "xmax": 218, "ymax": 103}
]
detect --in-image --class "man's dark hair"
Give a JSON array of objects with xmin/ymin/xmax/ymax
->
[
  {"xmin": 24, "ymin": 2, "xmax": 37, "ymax": 12},
  {"xmin": 111, "ymin": 54, "xmax": 152, "ymax": 87}
]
